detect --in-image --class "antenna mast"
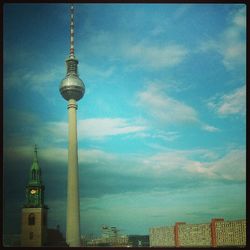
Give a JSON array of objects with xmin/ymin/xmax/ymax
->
[{"xmin": 70, "ymin": 5, "xmax": 75, "ymax": 58}]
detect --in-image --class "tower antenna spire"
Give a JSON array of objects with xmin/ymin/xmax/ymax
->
[{"xmin": 70, "ymin": 4, "xmax": 75, "ymax": 59}]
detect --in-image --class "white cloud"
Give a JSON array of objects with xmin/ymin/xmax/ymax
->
[
  {"xmin": 40, "ymin": 147, "xmax": 67, "ymax": 163},
  {"xmin": 41, "ymin": 122, "xmax": 68, "ymax": 144},
  {"xmin": 80, "ymin": 27, "xmax": 188, "ymax": 71},
  {"xmin": 141, "ymin": 148, "xmax": 245, "ymax": 181},
  {"xmin": 187, "ymin": 149, "xmax": 246, "ymax": 181},
  {"xmin": 46, "ymin": 118, "xmax": 147, "ymax": 141},
  {"xmin": 4, "ymin": 66, "xmax": 63, "ymax": 91},
  {"xmin": 80, "ymin": 62, "xmax": 115, "ymax": 79},
  {"xmin": 207, "ymin": 84, "xmax": 246, "ymax": 116},
  {"xmin": 199, "ymin": 6, "xmax": 246, "ymax": 70},
  {"xmin": 217, "ymin": 85, "xmax": 246, "ymax": 115},
  {"xmin": 142, "ymin": 151, "xmax": 192, "ymax": 175},
  {"xmin": 40, "ymin": 147, "xmax": 115, "ymax": 165},
  {"xmin": 79, "ymin": 118, "xmax": 146, "ymax": 139},
  {"xmin": 232, "ymin": 6, "xmax": 246, "ymax": 29},
  {"xmin": 136, "ymin": 83, "xmax": 220, "ymax": 132},
  {"xmin": 210, "ymin": 149, "xmax": 246, "ymax": 181},
  {"xmin": 201, "ymin": 124, "xmax": 220, "ymax": 132},
  {"xmin": 222, "ymin": 38, "xmax": 245, "ymax": 70},
  {"xmin": 4, "ymin": 145, "xmax": 115, "ymax": 166},
  {"xmin": 127, "ymin": 130, "xmax": 180, "ymax": 142},
  {"xmin": 127, "ymin": 43, "xmax": 188, "ymax": 69},
  {"xmin": 5, "ymin": 142, "xmax": 245, "ymax": 183},
  {"xmin": 79, "ymin": 149, "xmax": 116, "ymax": 164},
  {"xmin": 186, "ymin": 161, "xmax": 216, "ymax": 178},
  {"xmin": 136, "ymin": 83, "xmax": 198, "ymax": 124},
  {"xmin": 233, "ymin": 5, "xmax": 246, "ymax": 28},
  {"xmin": 153, "ymin": 131, "xmax": 180, "ymax": 141}
]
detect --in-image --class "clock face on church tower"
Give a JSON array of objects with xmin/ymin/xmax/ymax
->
[
  {"xmin": 30, "ymin": 189, "xmax": 37, "ymax": 195},
  {"xmin": 28, "ymin": 188, "xmax": 41, "ymax": 207}
]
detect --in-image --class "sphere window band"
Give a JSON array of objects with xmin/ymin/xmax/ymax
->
[{"xmin": 60, "ymin": 85, "xmax": 84, "ymax": 102}]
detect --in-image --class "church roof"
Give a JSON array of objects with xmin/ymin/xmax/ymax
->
[
  {"xmin": 31, "ymin": 145, "xmax": 40, "ymax": 171},
  {"xmin": 28, "ymin": 145, "xmax": 43, "ymax": 185}
]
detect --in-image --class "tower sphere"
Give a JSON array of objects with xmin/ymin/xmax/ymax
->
[
  {"xmin": 59, "ymin": 4, "xmax": 85, "ymax": 102},
  {"xmin": 60, "ymin": 74, "xmax": 85, "ymax": 101},
  {"xmin": 60, "ymin": 57, "xmax": 85, "ymax": 101}
]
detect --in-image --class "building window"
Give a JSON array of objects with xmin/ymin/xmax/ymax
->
[
  {"xmin": 29, "ymin": 232, "xmax": 34, "ymax": 240},
  {"xmin": 28, "ymin": 213, "xmax": 35, "ymax": 225}
]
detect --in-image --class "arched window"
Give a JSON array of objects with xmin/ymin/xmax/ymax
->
[{"xmin": 28, "ymin": 213, "xmax": 35, "ymax": 225}]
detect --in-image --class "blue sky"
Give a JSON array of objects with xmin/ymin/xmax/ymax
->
[{"xmin": 3, "ymin": 3, "xmax": 246, "ymax": 237}]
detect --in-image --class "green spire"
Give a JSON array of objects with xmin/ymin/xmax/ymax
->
[
  {"xmin": 24, "ymin": 145, "xmax": 46, "ymax": 208},
  {"xmin": 29, "ymin": 145, "xmax": 42, "ymax": 185}
]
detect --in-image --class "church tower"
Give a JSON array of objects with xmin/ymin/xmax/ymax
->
[{"xmin": 21, "ymin": 145, "xmax": 48, "ymax": 247}]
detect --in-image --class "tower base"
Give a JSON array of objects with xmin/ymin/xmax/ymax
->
[{"xmin": 21, "ymin": 207, "xmax": 48, "ymax": 247}]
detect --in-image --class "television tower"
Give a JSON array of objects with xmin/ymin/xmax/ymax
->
[{"xmin": 59, "ymin": 4, "xmax": 85, "ymax": 247}]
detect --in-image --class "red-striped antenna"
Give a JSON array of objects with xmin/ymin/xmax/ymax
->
[
  {"xmin": 70, "ymin": 4, "xmax": 75, "ymax": 58},
  {"xmin": 60, "ymin": 4, "xmax": 85, "ymax": 102}
]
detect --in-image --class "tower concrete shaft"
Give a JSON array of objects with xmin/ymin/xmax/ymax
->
[
  {"xmin": 66, "ymin": 99, "xmax": 80, "ymax": 246},
  {"xmin": 59, "ymin": 5, "xmax": 85, "ymax": 246}
]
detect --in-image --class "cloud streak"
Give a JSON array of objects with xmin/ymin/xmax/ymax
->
[
  {"xmin": 47, "ymin": 118, "xmax": 147, "ymax": 141},
  {"xmin": 139, "ymin": 148, "xmax": 246, "ymax": 182},
  {"xmin": 5, "ymin": 142, "xmax": 245, "ymax": 191},
  {"xmin": 136, "ymin": 83, "xmax": 198, "ymax": 124},
  {"xmin": 201, "ymin": 124, "xmax": 220, "ymax": 132},
  {"xmin": 136, "ymin": 83, "xmax": 219, "ymax": 133},
  {"xmin": 186, "ymin": 149, "xmax": 246, "ymax": 181},
  {"xmin": 126, "ymin": 43, "xmax": 188, "ymax": 69},
  {"xmin": 127, "ymin": 130, "xmax": 180, "ymax": 142},
  {"xmin": 199, "ymin": 6, "xmax": 246, "ymax": 70},
  {"xmin": 207, "ymin": 84, "xmax": 246, "ymax": 116},
  {"xmin": 80, "ymin": 26, "xmax": 188, "ymax": 72}
]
